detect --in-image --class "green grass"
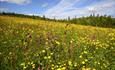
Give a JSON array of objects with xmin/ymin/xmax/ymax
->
[{"xmin": 0, "ymin": 15, "xmax": 115, "ymax": 70}]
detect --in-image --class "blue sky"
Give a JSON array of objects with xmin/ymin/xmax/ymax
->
[{"xmin": 0, "ymin": 0, "xmax": 115, "ymax": 19}]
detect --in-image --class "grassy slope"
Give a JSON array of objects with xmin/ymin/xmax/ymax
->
[{"xmin": 0, "ymin": 15, "xmax": 115, "ymax": 70}]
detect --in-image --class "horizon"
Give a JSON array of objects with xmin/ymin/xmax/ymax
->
[{"xmin": 0, "ymin": 0, "xmax": 115, "ymax": 19}]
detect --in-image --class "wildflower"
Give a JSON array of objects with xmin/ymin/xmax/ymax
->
[
  {"xmin": 32, "ymin": 64, "xmax": 35, "ymax": 69},
  {"xmin": 82, "ymin": 67, "xmax": 91, "ymax": 70},
  {"xmin": 44, "ymin": 56, "xmax": 47, "ymax": 59},
  {"xmin": 56, "ymin": 65, "xmax": 59, "ymax": 68},
  {"xmin": 52, "ymin": 64, "xmax": 54, "ymax": 67},
  {"xmin": 23, "ymin": 66, "xmax": 27, "ymax": 69},
  {"xmin": 50, "ymin": 53, "xmax": 53, "ymax": 55},
  {"xmin": 38, "ymin": 67, "xmax": 41, "ymax": 70},
  {"xmin": 98, "ymin": 62, "xmax": 100, "ymax": 65},
  {"xmin": 9, "ymin": 52, "xmax": 12, "ymax": 55},
  {"xmin": 74, "ymin": 63, "xmax": 77, "ymax": 67},
  {"xmin": 92, "ymin": 68, "xmax": 96, "ymax": 70},
  {"xmin": 63, "ymin": 63, "xmax": 66, "ymax": 66},
  {"xmin": 48, "ymin": 56, "xmax": 51, "ymax": 59},
  {"xmin": 55, "ymin": 41, "xmax": 60, "ymax": 45},
  {"xmin": 85, "ymin": 59, "xmax": 88, "ymax": 62},
  {"xmin": 57, "ymin": 68, "xmax": 61, "ymax": 70},
  {"xmin": 45, "ymin": 42, "xmax": 48, "ymax": 45},
  {"xmin": 21, "ymin": 62, "xmax": 25, "ymax": 66},
  {"xmin": 31, "ymin": 61, "xmax": 33, "ymax": 64},
  {"xmin": 79, "ymin": 55, "xmax": 83, "ymax": 58},
  {"xmin": 68, "ymin": 61, "xmax": 72, "ymax": 66},
  {"xmin": 52, "ymin": 67, "xmax": 54, "ymax": 70},
  {"xmin": 42, "ymin": 50, "xmax": 45, "ymax": 53},
  {"xmin": 84, "ymin": 51, "xmax": 88, "ymax": 54},
  {"xmin": 28, "ymin": 62, "xmax": 30, "ymax": 65},
  {"xmin": 62, "ymin": 67, "xmax": 66, "ymax": 70},
  {"xmin": 82, "ymin": 61, "xmax": 85, "ymax": 64}
]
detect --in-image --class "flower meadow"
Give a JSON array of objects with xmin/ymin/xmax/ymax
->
[{"xmin": 0, "ymin": 15, "xmax": 115, "ymax": 70}]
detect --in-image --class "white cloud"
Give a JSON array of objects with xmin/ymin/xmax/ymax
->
[
  {"xmin": 44, "ymin": 0, "xmax": 81, "ymax": 18},
  {"xmin": 43, "ymin": 0, "xmax": 115, "ymax": 19},
  {"xmin": 0, "ymin": 0, "xmax": 31, "ymax": 5}
]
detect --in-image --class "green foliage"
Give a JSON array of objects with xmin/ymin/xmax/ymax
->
[{"xmin": 69, "ymin": 14, "xmax": 115, "ymax": 28}]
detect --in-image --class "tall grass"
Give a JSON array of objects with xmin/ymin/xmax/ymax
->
[{"xmin": 0, "ymin": 15, "xmax": 115, "ymax": 70}]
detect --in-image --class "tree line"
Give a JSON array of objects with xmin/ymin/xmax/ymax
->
[{"xmin": 0, "ymin": 12, "xmax": 115, "ymax": 28}]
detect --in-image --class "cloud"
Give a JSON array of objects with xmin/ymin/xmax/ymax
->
[
  {"xmin": 43, "ymin": 0, "xmax": 115, "ymax": 19},
  {"xmin": 0, "ymin": 7, "xmax": 8, "ymax": 12},
  {"xmin": 44, "ymin": 0, "xmax": 81, "ymax": 18},
  {"xmin": 0, "ymin": 0, "xmax": 31, "ymax": 5}
]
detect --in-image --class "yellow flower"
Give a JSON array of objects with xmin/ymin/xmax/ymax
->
[
  {"xmin": 52, "ymin": 64, "xmax": 54, "ymax": 67},
  {"xmin": 31, "ymin": 61, "xmax": 33, "ymax": 64},
  {"xmin": 82, "ymin": 61, "xmax": 85, "ymax": 64},
  {"xmin": 32, "ymin": 64, "xmax": 35, "ymax": 69},
  {"xmin": 79, "ymin": 55, "xmax": 83, "ymax": 58},
  {"xmin": 98, "ymin": 62, "xmax": 100, "ymax": 65},
  {"xmin": 82, "ymin": 67, "xmax": 91, "ymax": 70},
  {"xmin": 74, "ymin": 63, "xmax": 77, "ymax": 67},
  {"xmin": 28, "ymin": 62, "xmax": 30, "ymax": 65},
  {"xmin": 50, "ymin": 53, "xmax": 53, "ymax": 55},
  {"xmin": 42, "ymin": 50, "xmax": 45, "ymax": 53},
  {"xmin": 52, "ymin": 67, "xmax": 54, "ymax": 70},
  {"xmin": 92, "ymin": 68, "xmax": 96, "ymax": 70},
  {"xmin": 84, "ymin": 51, "xmax": 88, "ymax": 54},
  {"xmin": 55, "ymin": 41, "xmax": 60, "ymax": 45},
  {"xmin": 61, "ymin": 67, "xmax": 66, "ymax": 70},
  {"xmin": 21, "ymin": 62, "xmax": 25, "ymax": 66},
  {"xmin": 48, "ymin": 56, "xmax": 51, "ymax": 59},
  {"xmin": 85, "ymin": 59, "xmax": 88, "ymax": 62},
  {"xmin": 57, "ymin": 68, "xmax": 61, "ymax": 70},
  {"xmin": 23, "ymin": 66, "xmax": 27, "ymax": 69},
  {"xmin": 44, "ymin": 56, "xmax": 47, "ymax": 59},
  {"xmin": 68, "ymin": 61, "xmax": 72, "ymax": 66}
]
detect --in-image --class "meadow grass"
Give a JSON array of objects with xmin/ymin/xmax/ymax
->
[{"xmin": 0, "ymin": 15, "xmax": 115, "ymax": 70}]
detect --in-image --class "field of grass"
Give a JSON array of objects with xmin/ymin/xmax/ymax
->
[{"xmin": 0, "ymin": 15, "xmax": 115, "ymax": 70}]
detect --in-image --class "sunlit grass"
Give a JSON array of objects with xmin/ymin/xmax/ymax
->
[{"xmin": 0, "ymin": 15, "xmax": 115, "ymax": 70}]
